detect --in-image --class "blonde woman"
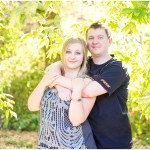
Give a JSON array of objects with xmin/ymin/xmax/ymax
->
[{"xmin": 28, "ymin": 37, "xmax": 96, "ymax": 149}]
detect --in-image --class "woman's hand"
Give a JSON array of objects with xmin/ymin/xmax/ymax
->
[
  {"xmin": 72, "ymin": 78, "xmax": 85, "ymax": 92},
  {"xmin": 71, "ymin": 78, "xmax": 85, "ymax": 100}
]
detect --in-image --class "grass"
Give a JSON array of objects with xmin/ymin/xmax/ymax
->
[
  {"xmin": 0, "ymin": 129, "xmax": 38, "ymax": 149},
  {"xmin": 0, "ymin": 129, "xmax": 150, "ymax": 149}
]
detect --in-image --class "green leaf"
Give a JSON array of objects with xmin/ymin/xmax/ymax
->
[
  {"xmin": 122, "ymin": 22, "xmax": 138, "ymax": 34},
  {"xmin": 108, "ymin": 21, "xmax": 119, "ymax": 31},
  {"xmin": 10, "ymin": 110, "xmax": 17, "ymax": 119},
  {"xmin": 22, "ymin": 2, "xmax": 38, "ymax": 15},
  {"xmin": 137, "ymin": 96, "xmax": 150, "ymax": 104},
  {"xmin": 0, "ymin": 36, "xmax": 4, "ymax": 41},
  {"xmin": 121, "ymin": 8, "xmax": 133, "ymax": 14},
  {"xmin": 3, "ymin": 93, "xmax": 14, "ymax": 99},
  {"xmin": 43, "ymin": 1, "xmax": 52, "ymax": 10},
  {"xmin": 20, "ymin": 13, "xmax": 26, "ymax": 24},
  {"xmin": 5, "ymin": 109, "xmax": 10, "ymax": 119},
  {"xmin": 9, "ymin": 7, "xmax": 22, "ymax": 27},
  {"xmin": 0, "ymin": 23, "xmax": 5, "ymax": 28},
  {"xmin": 54, "ymin": 15, "xmax": 61, "ymax": 28},
  {"xmin": 133, "ymin": 9, "xmax": 140, "ymax": 17}
]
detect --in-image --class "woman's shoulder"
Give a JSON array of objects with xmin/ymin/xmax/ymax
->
[
  {"xmin": 80, "ymin": 74, "xmax": 93, "ymax": 86},
  {"xmin": 81, "ymin": 74, "xmax": 93, "ymax": 80}
]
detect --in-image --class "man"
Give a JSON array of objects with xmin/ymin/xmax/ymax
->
[{"xmin": 47, "ymin": 22, "xmax": 133, "ymax": 149}]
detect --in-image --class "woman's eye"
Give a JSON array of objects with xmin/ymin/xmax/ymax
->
[{"xmin": 76, "ymin": 52, "xmax": 81, "ymax": 55}]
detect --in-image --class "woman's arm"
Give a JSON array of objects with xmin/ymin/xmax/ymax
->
[
  {"xmin": 69, "ymin": 78, "xmax": 96, "ymax": 126},
  {"xmin": 27, "ymin": 71, "xmax": 59, "ymax": 111}
]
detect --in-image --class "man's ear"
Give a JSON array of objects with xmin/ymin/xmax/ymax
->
[{"xmin": 108, "ymin": 38, "xmax": 112, "ymax": 44}]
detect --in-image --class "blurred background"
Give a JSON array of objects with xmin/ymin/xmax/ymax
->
[{"xmin": 0, "ymin": 0, "xmax": 150, "ymax": 148}]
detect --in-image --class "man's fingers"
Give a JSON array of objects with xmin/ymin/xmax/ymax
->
[
  {"xmin": 48, "ymin": 75, "xmax": 60, "ymax": 88},
  {"xmin": 59, "ymin": 94, "xmax": 71, "ymax": 101}
]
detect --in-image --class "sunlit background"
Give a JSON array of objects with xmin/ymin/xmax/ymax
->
[{"xmin": 0, "ymin": 1, "xmax": 150, "ymax": 148}]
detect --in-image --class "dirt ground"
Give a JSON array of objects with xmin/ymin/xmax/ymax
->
[
  {"xmin": 0, "ymin": 129, "xmax": 150, "ymax": 149},
  {"xmin": 0, "ymin": 129, "xmax": 38, "ymax": 149}
]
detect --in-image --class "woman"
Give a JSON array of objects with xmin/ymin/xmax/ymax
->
[{"xmin": 28, "ymin": 37, "xmax": 96, "ymax": 149}]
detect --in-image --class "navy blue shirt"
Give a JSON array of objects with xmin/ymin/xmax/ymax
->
[{"xmin": 87, "ymin": 55, "xmax": 133, "ymax": 149}]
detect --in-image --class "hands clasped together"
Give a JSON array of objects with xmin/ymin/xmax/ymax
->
[{"xmin": 42, "ymin": 70, "xmax": 85, "ymax": 101}]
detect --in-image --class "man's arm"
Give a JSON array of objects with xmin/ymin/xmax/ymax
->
[
  {"xmin": 52, "ymin": 74, "xmax": 107, "ymax": 98},
  {"xmin": 50, "ymin": 76, "xmax": 72, "ymax": 89},
  {"xmin": 55, "ymin": 86, "xmax": 72, "ymax": 101},
  {"xmin": 82, "ymin": 81, "xmax": 107, "ymax": 98},
  {"xmin": 28, "ymin": 71, "xmax": 60, "ymax": 111},
  {"xmin": 46, "ymin": 61, "xmax": 72, "ymax": 101},
  {"xmin": 45, "ymin": 62, "xmax": 106, "ymax": 98},
  {"xmin": 82, "ymin": 64, "xmax": 127, "ymax": 98},
  {"xmin": 45, "ymin": 61, "xmax": 62, "ymax": 74}
]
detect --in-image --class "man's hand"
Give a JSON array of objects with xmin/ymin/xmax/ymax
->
[
  {"xmin": 56, "ymin": 86, "xmax": 72, "ymax": 101},
  {"xmin": 48, "ymin": 74, "xmax": 61, "ymax": 88},
  {"xmin": 41, "ymin": 71, "xmax": 60, "ymax": 87}
]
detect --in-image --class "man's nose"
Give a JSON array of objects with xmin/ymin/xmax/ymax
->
[{"xmin": 93, "ymin": 38, "xmax": 98, "ymax": 44}]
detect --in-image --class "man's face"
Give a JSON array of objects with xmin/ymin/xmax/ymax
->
[{"xmin": 87, "ymin": 28, "xmax": 111, "ymax": 57}]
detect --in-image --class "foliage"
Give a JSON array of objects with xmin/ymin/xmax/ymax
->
[
  {"xmin": 0, "ymin": 0, "xmax": 150, "ymax": 145},
  {"xmin": 0, "ymin": 93, "xmax": 17, "ymax": 128}
]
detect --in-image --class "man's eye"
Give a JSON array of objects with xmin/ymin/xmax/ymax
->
[
  {"xmin": 88, "ymin": 37, "xmax": 94, "ymax": 40},
  {"xmin": 66, "ymin": 51, "xmax": 71, "ymax": 53},
  {"xmin": 98, "ymin": 37, "xmax": 103, "ymax": 39}
]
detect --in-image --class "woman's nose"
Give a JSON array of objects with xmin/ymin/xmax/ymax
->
[{"xmin": 70, "ymin": 53, "xmax": 75, "ymax": 59}]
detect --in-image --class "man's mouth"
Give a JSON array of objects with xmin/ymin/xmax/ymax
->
[{"xmin": 92, "ymin": 47, "xmax": 100, "ymax": 49}]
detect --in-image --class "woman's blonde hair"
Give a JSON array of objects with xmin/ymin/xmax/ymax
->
[{"xmin": 61, "ymin": 37, "xmax": 87, "ymax": 77}]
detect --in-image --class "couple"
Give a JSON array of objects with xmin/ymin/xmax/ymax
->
[{"xmin": 28, "ymin": 22, "xmax": 133, "ymax": 149}]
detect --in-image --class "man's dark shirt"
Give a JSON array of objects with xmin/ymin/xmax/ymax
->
[{"xmin": 87, "ymin": 55, "xmax": 133, "ymax": 149}]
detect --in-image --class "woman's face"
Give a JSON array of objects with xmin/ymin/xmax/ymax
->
[{"xmin": 64, "ymin": 42, "xmax": 84, "ymax": 70}]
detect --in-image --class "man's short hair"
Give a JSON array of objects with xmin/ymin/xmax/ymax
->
[{"xmin": 86, "ymin": 22, "xmax": 111, "ymax": 39}]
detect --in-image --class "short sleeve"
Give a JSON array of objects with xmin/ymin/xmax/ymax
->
[{"xmin": 93, "ymin": 64, "xmax": 128, "ymax": 95}]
